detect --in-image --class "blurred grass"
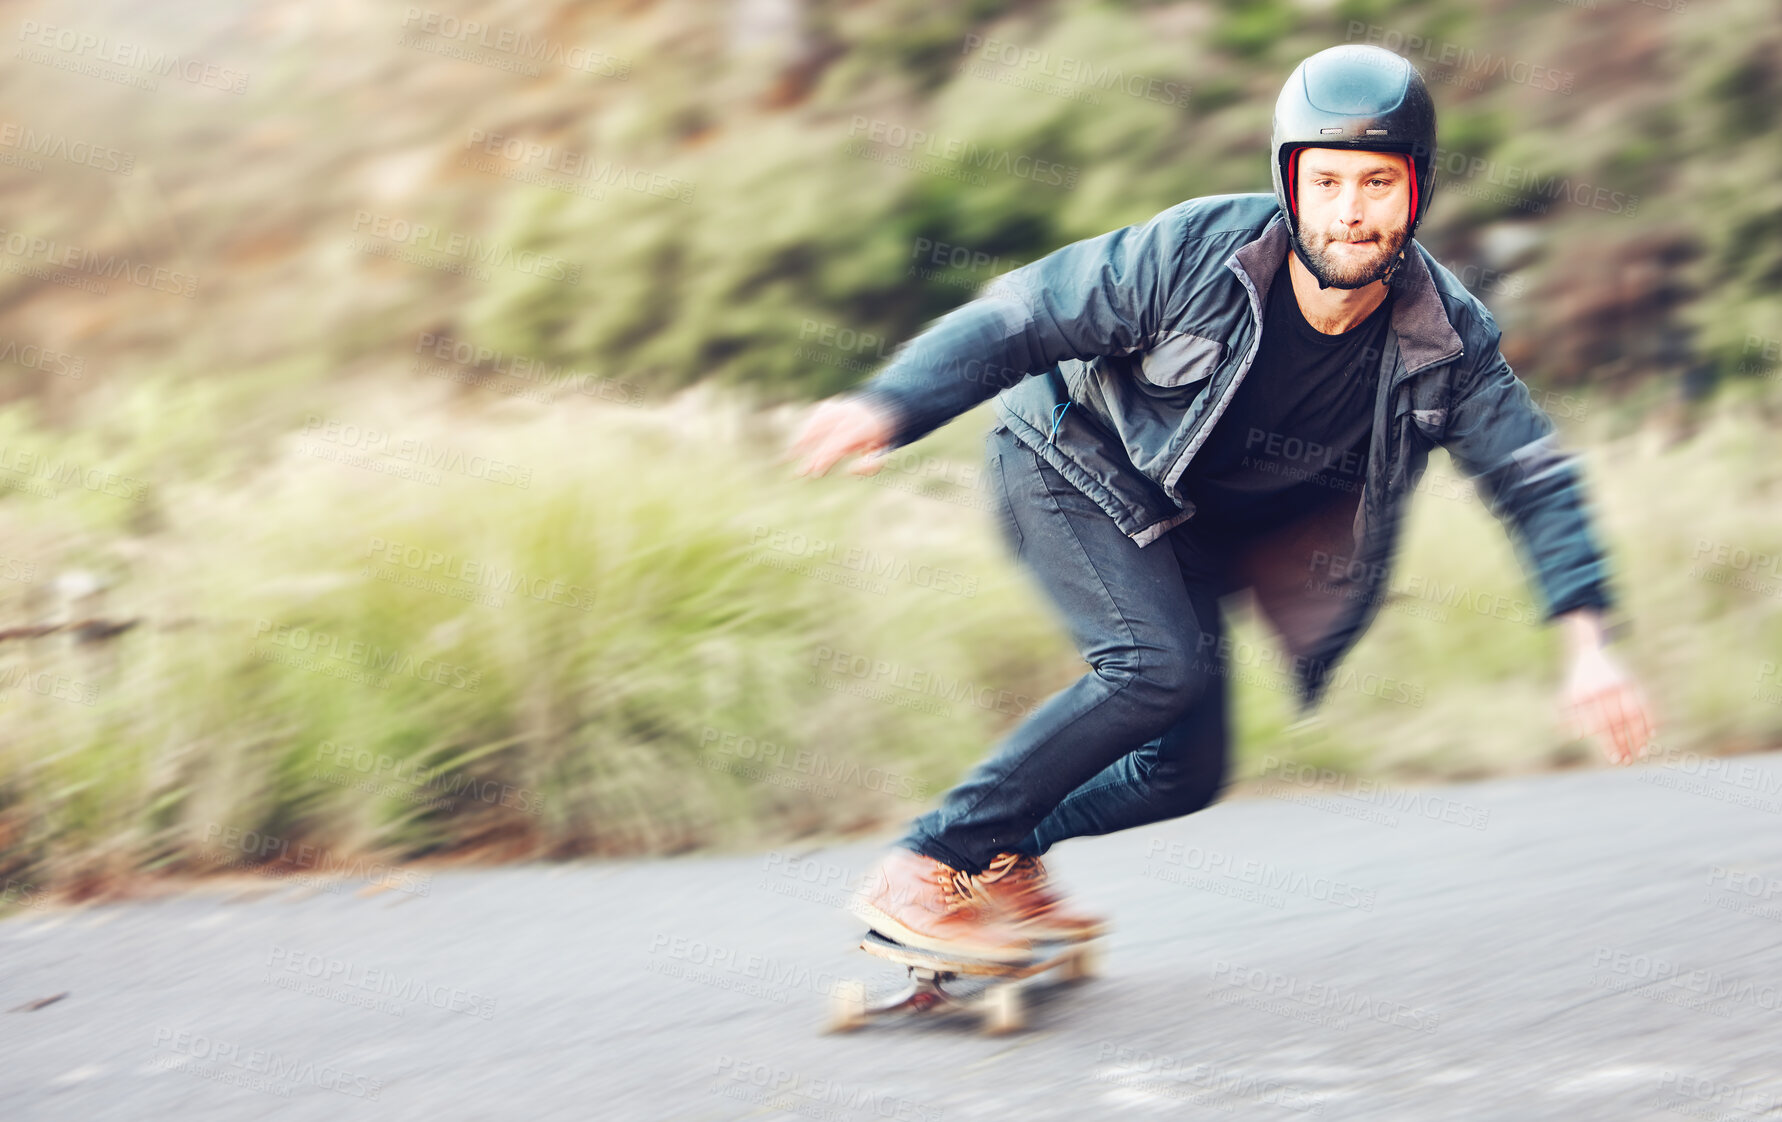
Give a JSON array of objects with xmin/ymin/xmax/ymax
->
[{"xmin": 2, "ymin": 374, "xmax": 1780, "ymax": 910}]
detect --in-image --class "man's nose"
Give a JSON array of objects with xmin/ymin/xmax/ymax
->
[{"xmin": 1335, "ymin": 183, "xmax": 1365, "ymax": 225}]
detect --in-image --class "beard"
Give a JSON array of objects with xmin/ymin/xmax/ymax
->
[{"xmin": 1293, "ymin": 219, "xmax": 1411, "ymax": 290}]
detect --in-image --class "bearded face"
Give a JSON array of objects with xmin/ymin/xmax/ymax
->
[{"xmin": 1292, "ymin": 214, "xmax": 1412, "ymax": 290}]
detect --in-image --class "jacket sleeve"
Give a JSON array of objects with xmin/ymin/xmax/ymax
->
[
  {"xmin": 1440, "ymin": 321, "xmax": 1617, "ymax": 624},
  {"xmin": 843, "ymin": 204, "xmax": 1187, "ymax": 449}
]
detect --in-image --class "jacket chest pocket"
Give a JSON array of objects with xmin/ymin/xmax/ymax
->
[
  {"xmin": 1408, "ymin": 406, "xmax": 1448, "ymax": 440},
  {"xmin": 1137, "ymin": 331, "xmax": 1224, "ymax": 389},
  {"xmin": 1384, "ymin": 395, "xmax": 1444, "ymax": 505},
  {"xmin": 1396, "ymin": 363, "xmax": 1458, "ymax": 443},
  {"xmin": 1394, "ymin": 391, "xmax": 1449, "ymax": 444}
]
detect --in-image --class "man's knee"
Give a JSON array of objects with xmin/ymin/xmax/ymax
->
[{"xmin": 1091, "ymin": 642, "xmax": 1209, "ymax": 720}]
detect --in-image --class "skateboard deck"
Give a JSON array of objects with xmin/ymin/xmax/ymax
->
[{"xmin": 828, "ymin": 930, "xmax": 1100, "ymax": 1034}]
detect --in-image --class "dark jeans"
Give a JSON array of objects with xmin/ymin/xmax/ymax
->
[{"xmin": 899, "ymin": 421, "xmax": 1257, "ymax": 875}]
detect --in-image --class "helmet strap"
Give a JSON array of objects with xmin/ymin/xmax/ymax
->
[{"xmin": 1381, "ymin": 246, "xmax": 1407, "ymax": 289}]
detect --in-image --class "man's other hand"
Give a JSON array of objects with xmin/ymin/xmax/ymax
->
[
  {"xmin": 786, "ymin": 397, "xmax": 895, "ymax": 478},
  {"xmin": 1559, "ymin": 634, "xmax": 1656, "ymax": 765}
]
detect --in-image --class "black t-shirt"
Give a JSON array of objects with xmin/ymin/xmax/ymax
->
[{"xmin": 1178, "ymin": 258, "xmax": 1393, "ymax": 533}]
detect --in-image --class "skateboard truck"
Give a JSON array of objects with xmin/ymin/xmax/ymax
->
[{"xmin": 828, "ymin": 930, "xmax": 1100, "ymax": 1035}]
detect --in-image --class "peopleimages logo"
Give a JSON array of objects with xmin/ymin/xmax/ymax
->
[
  {"xmin": 1426, "ymin": 145, "xmax": 1639, "ymax": 218},
  {"xmin": 846, "ymin": 116, "xmax": 1080, "ymax": 189},
  {"xmin": 16, "ymin": 21, "xmax": 251, "ymax": 93},
  {"xmin": 300, "ymin": 416, "xmax": 533, "ymax": 488},
  {"xmin": 958, "ymin": 33, "xmax": 1191, "ymax": 108},
  {"xmin": 363, "ymin": 536, "xmax": 592, "ymax": 612},
  {"xmin": 349, "ymin": 211, "xmax": 581, "ymax": 284},
  {"xmin": 265, "ymin": 945, "xmax": 499, "ymax": 1020},
  {"xmin": 461, "ymin": 130, "xmax": 692, "ymax": 203},
  {"xmin": 252, "ymin": 617, "xmax": 482, "ymax": 693},
  {"xmin": 1344, "ymin": 23, "xmax": 1574, "ymax": 94},
  {"xmin": 315, "ymin": 738, "xmax": 545, "ymax": 817},
  {"xmin": 151, "ymin": 1027, "xmax": 382, "ymax": 1100},
  {"xmin": 399, "ymin": 8, "xmax": 631, "ymax": 77},
  {"xmin": 750, "ymin": 524, "xmax": 979, "ymax": 598},
  {"xmin": 1144, "ymin": 838, "xmax": 1378, "ymax": 911},
  {"xmin": 0, "ymin": 121, "xmax": 134, "ymax": 174},
  {"xmin": 702, "ymin": 727, "xmax": 931, "ymax": 801},
  {"xmin": 199, "ymin": 823, "xmax": 433, "ymax": 897},
  {"xmin": 0, "ymin": 225, "xmax": 199, "ymax": 297},
  {"xmin": 0, "ymin": 336, "xmax": 85, "ymax": 378}
]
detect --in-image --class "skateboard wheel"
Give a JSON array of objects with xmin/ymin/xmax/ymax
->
[
  {"xmin": 1060, "ymin": 942, "xmax": 1099, "ymax": 982},
  {"xmin": 828, "ymin": 979, "xmax": 868, "ymax": 1033},
  {"xmin": 982, "ymin": 984, "xmax": 1024, "ymax": 1034}
]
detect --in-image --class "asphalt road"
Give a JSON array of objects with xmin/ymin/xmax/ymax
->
[{"xmin": 4, "ymin": 750, "xmax": 1780, "ymax": 1121}]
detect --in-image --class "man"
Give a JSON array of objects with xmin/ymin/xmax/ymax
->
[{"xmin": 787, "ymin": 44, "xmax": 1655, "ymax": 962}]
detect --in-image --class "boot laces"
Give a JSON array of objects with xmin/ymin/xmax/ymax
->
[
  {"xmin": 933, "ymin": 863, "xmax": 982, "ymax": 913},
  {"xmin": 976, "ymin": 851, "xmax": 1044, "ymax": 888}
]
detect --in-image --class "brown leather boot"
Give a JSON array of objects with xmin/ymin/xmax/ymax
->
[
  {"xmin": 973, "ymin": 852, "xmax": 1107, "ymax": 942},
  {"xmin": 848, "ymin": 848, "xmax": 1034, "ymax": 963}
]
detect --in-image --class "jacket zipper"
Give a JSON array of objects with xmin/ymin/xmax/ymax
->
[{"xmin": 1315, "ymin": 338, "xmax": 1467, "ymax": 698}]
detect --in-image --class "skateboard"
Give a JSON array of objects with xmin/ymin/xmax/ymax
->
[{"xmin": 828, "ymin": 930, "xmax": 1100, "ymax": 1034}]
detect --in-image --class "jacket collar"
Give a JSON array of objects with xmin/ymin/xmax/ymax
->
[{"xmin": 1229, "ymin": 211, "xmax": 1464, "ymax": 375}]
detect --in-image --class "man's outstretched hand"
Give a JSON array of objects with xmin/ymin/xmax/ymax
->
[
  {"xmin": 786, "ymin": 397, "xmax": 896, "ymax": 478},
  {"xmin": 1557, "ymin": 610, "xmax": 1655, "ymax": 765}
]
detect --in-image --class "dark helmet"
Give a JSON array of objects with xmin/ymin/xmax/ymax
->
[{"xmin": 1271, "ymin": 44, "xmax": 1438, "ymax": 241}]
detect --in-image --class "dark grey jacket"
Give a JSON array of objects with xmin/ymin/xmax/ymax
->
[{"xmin": 849, "ymin": 192, "xmax": 1617, "ymax": 713}]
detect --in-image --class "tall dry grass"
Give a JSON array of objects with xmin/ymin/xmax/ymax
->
[{"xmin": 0, "ymin": 371, "xmax": 1776, "ymax": 909}]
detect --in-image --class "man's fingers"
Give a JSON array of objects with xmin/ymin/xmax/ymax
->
[
  {"xmin": 1606, "ymin": 689, "xmax": 1636, "ymax": 763},
  {"xmin": 1610, "ymin": 688, "xmax": 1644, "ymax": 764},
  {"xmin": 788, "ymin": 400, "xmax": 846, "ymax": 454},
  {"xmin": 1581, "ymin": 689, "xmax": 1618, "ymax": 762},
  {"xmin": 1581, "ymin": 694, "xmax": 1610, "ymax": 762},
  {"xmin": 1597, "ymin": 687, "xmax": 1629, "ymax": 762},
  {"xmin": 792, "ymin": 415, "xmax": 843, "ymax": 476},
  {"xmin": 1616, "ymin": 684, "xmax": 1653, "ymax": 762},
  {"xmin": 849, "ymin": 449, "xmax": 887, "ymax": 476},
  {"xmin": 797, "ymin": 440, "xmax": 841, "ymax": 478}
]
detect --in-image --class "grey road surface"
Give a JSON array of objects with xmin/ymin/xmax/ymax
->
[{"xmin": 4, "ymin": 751, "xmax": 1780, "ymax": 1121}]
